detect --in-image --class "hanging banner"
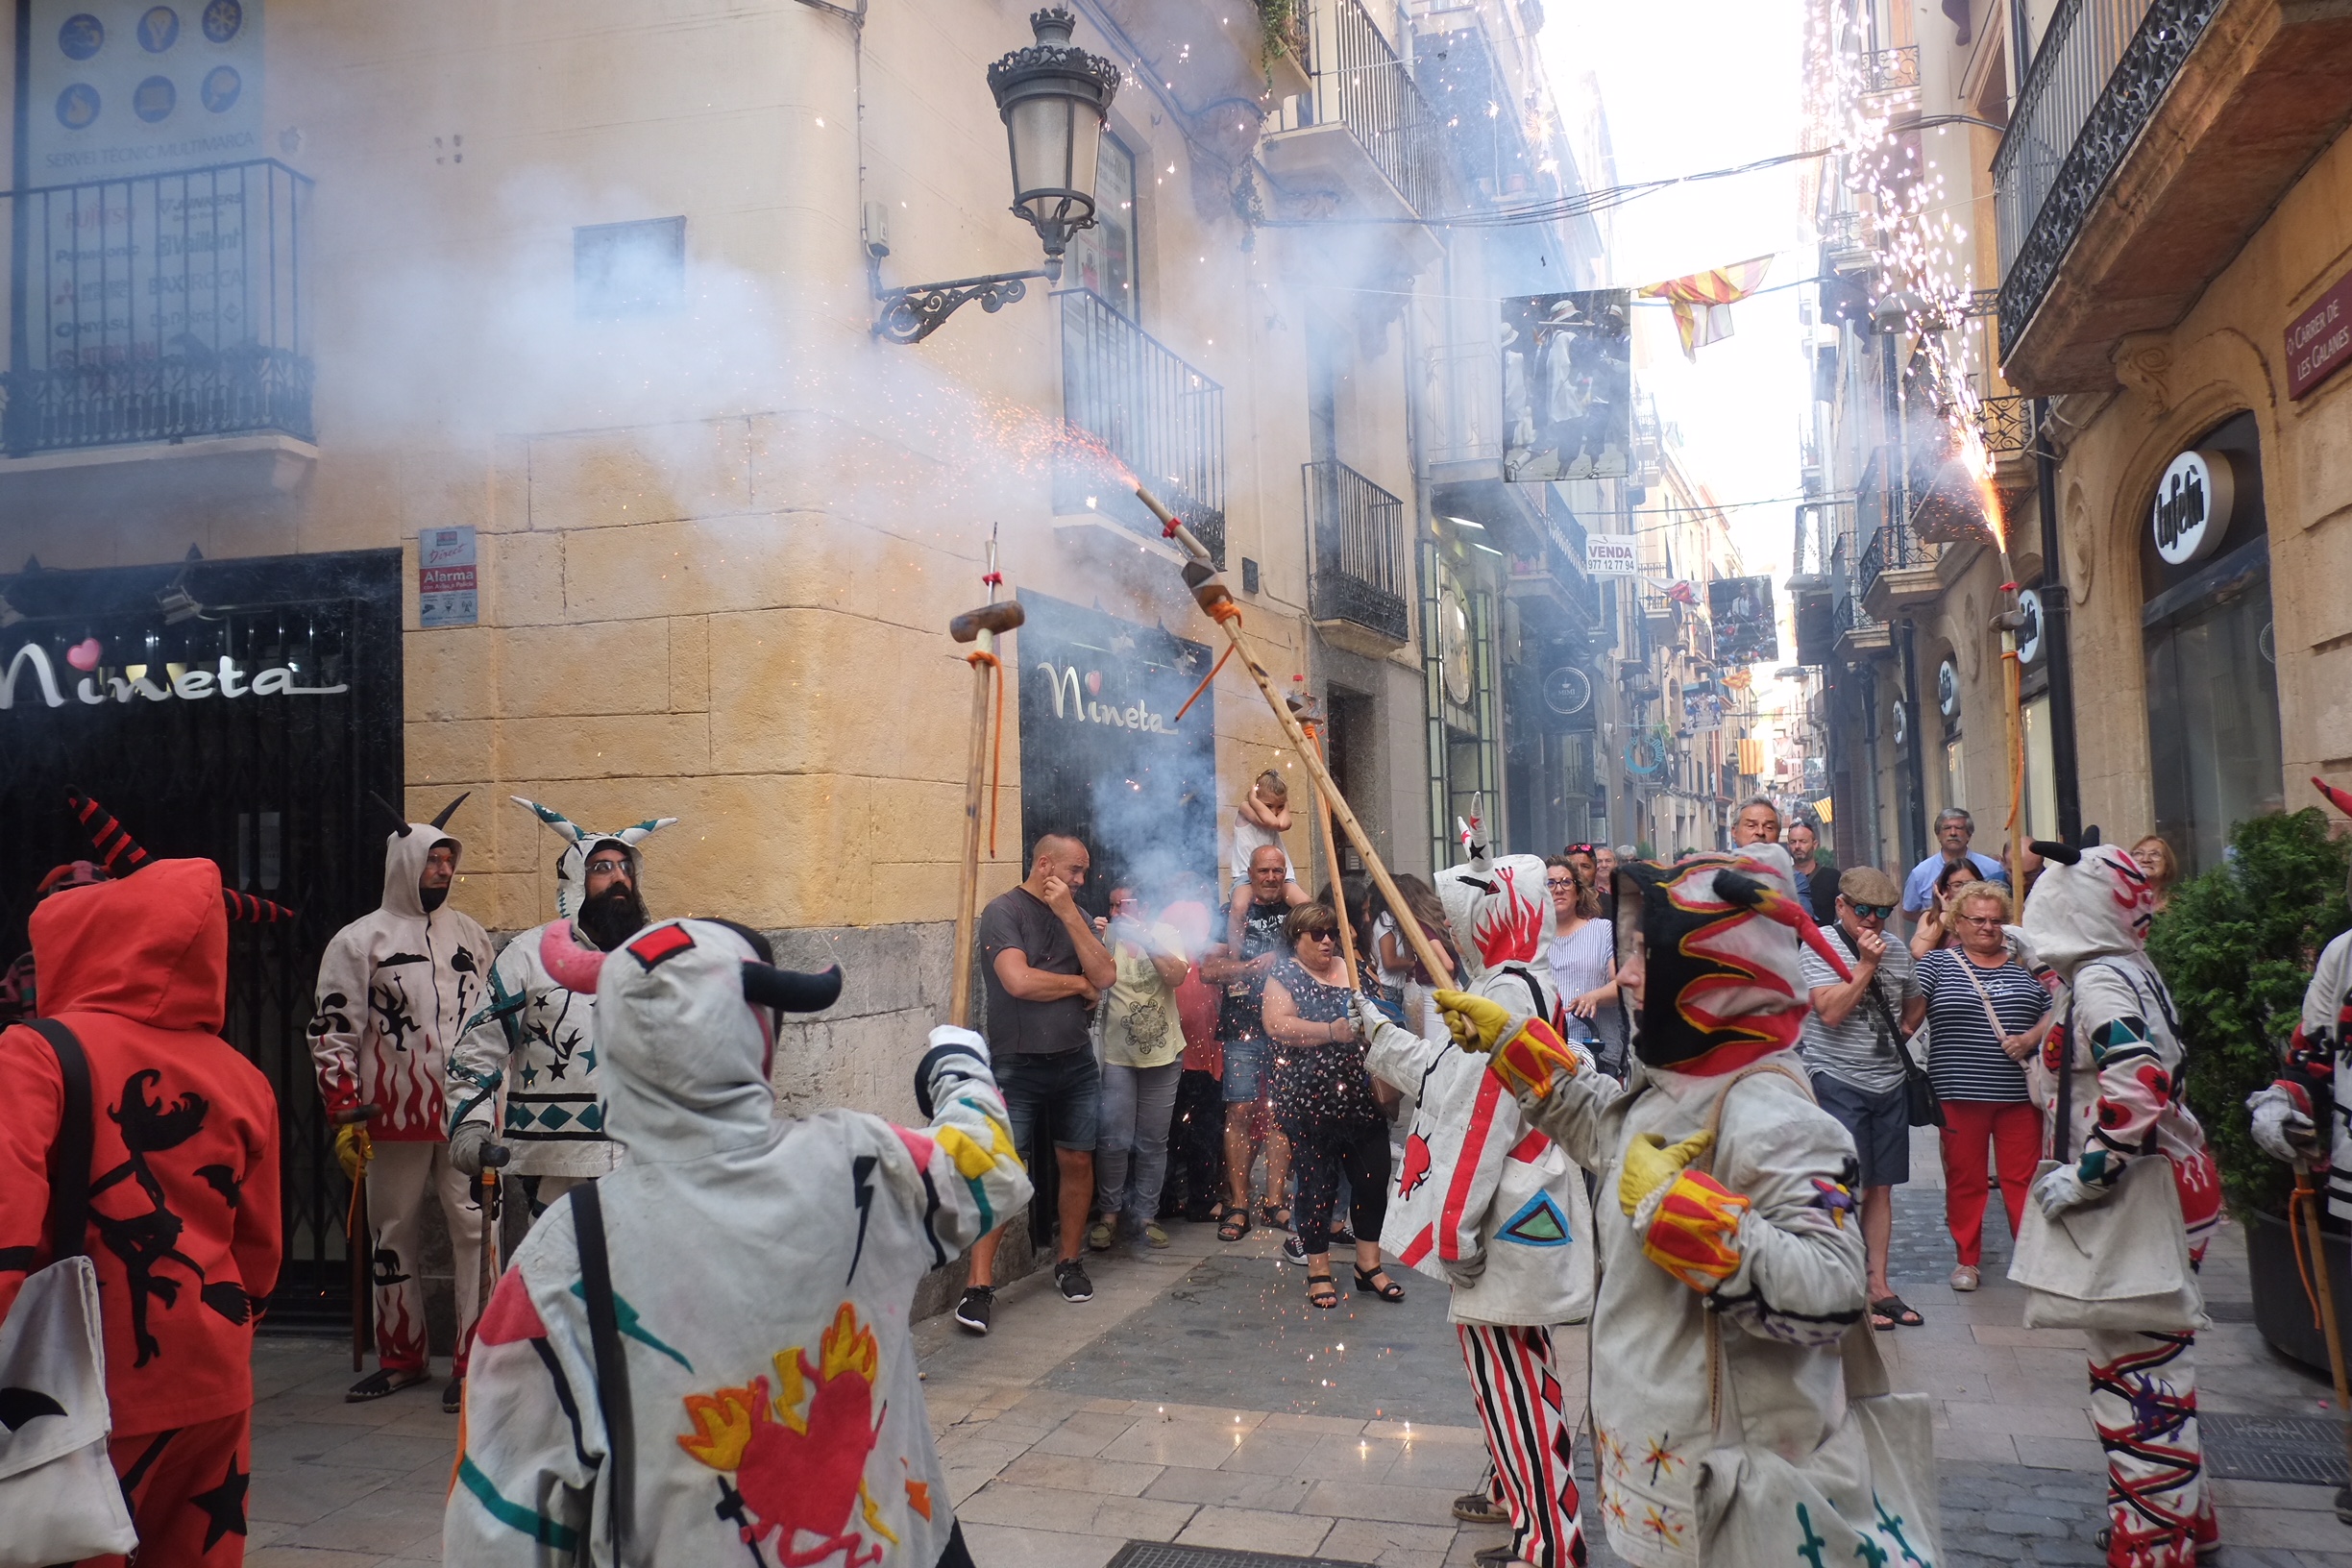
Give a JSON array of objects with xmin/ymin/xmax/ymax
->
[
  {"xmin": 1707, "ymin": 576, "xmax": 1779, "ymax": 665},
  {"xmin": 1637, "ymin": 256, "xmax": 1773, "ymax": 361},
  {"xmin": 1500, "ymin": 290, "xmax": 1630, "ymax": 482},
  {"xmin": 26, "ymin": 0, "xmax": 267, "ymax": 182}
]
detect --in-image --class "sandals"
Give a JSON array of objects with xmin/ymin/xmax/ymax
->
[
  {"xmin": 1306, "ymin": 1273, "xmax": 1339, "ymax": 1310},
  {"xmin": 1354, "ymin": 1266, "xmax": 1406, "ymax": 1303},
  {"xmin": 1869, "ymin": 1296, "xmax": 1923, "ymax": 1331},
  {"xmin": 1259, "ymin": 1203, "xmax": 1292, "ymax": 1232},
  {"xmin": 346, "ymin": 1366, "xmax": 430, "ymax": 1403},
  {"xmin": 1217, "ymin": 1204, "xmax": 1251, "ymax": 1243}
]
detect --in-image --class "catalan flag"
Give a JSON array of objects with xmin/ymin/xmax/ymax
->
[{"xmin": 1638, "ymin": 257, "xmax": 1774, "ymax": 360}]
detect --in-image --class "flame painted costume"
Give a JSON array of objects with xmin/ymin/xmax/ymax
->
[
  {"xmin": 446, "ymin": 919, "xmax": 1031, "ymax": 1566},
  {"xmin": 1459, "ymin": 845, "xmax": 1893, "ymax": 1568},
  {"xmin": 1359, "ymin": 845, "xmax": 1597, "ymax": 1568},
  {"xmin": 2022, "ymin": 839, "xmax": 2221, "ymax": 1568},
  {"xmin": 310, "ymin": 797, "xmax": 492, "ymax": 1379},
  {"xmin": 447, "ymin": 798, "xmax": 677, "ymax": 1202},
  {"xmin": 0, "ymin": 859, "xmax": 282, "ymax": 1566}
]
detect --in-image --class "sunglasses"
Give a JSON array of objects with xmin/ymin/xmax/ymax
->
[
  {"xmin": 1304, "ymin": 929, "xmax": 1338, "ymax": 943},
  {"xmin": 1847, "ymin": 901, "xmax": 1894, "ymax": 920},
  {"xmin": 1565, "ymin": 844, "xmax": 1597, "ymax": 856}
]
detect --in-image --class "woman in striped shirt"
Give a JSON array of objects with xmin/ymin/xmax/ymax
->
[{"xmin": 1916, "ymin": 881, "xmax": 2054, "ymax": 1290}]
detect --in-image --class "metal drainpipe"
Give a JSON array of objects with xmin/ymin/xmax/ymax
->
[{"xmin": 2032, "ymin": 397, "xmax": 2083, "ymax": 842}]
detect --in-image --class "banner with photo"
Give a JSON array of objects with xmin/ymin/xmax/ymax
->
[
  {"xmin": 1708, "ymin": 575, "xmax": 1779, "ymax": 665},
  {"xmin": 1501, "ymin": 290, "xmax": 1630, "ymax": 482}
]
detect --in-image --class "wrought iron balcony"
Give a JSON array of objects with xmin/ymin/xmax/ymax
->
[
  {"xmin": 4, "ymin": 159, "xmax": 312, "ymax": 457},
  {"xmin": 1056, "ymin": 288, "xmax": 1226, "ymax": 564},
  {"xmin": 1862, "ymin": 45, "xmax": 1920, "ymax": 95},
  {"xmin": 1305, "ymin": 459, "xmax": 1409, "ymax": 649},
  {"xmin": 1832, "ymin": 589, "xmax": 1892, "ymax": 657},
  {"xmin": 1858, "ymin": 525, "xmax": 1943, "ymax": 619},
  {"xmin": 1977, "ymin": 394, "xmax": 2034, "ymax": 458},
  {"xmin": 1265, "ymin": 0, "xmax": 1441, "ymax": 219}
]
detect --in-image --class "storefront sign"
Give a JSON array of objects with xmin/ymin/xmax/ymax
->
[
  {"xmin": 1583, "ymin": 534, "xmax": 1638, "ymax": 576},
  {"xmin": 2, "ymin": 641, "xmax": 347, "ymax": 709},
  {"xmin": 1936, "ymin": 658, "xmax": 1960, "ymax": 720},
  {"xmin": 2287, "ymin": 271, "xmax": 2352, "ymax": 400},
  {"xmin": 418, "ymin": 527, "xmax": 478, "ymax": 627},
  {"xmin": 26, "ymin": 0, "xmax": 267, "ymax": 181},
  {"xmin": 2150, "ymin": 449, "xmax": 2235, "ymax": 566},
  {"xmin": 2015, "ymin": 587, "xmax": 2045, "ymax": 665}
]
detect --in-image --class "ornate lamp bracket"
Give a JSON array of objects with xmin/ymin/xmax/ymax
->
[{"xmin": 871, "ymin": 265, "xmax": 1056, "ymax": 346}]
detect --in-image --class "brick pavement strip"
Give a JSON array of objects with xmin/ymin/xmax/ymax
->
[{"xmin": 229, "ymin": 1204, "xmax": 2352, "ymax": 1567}]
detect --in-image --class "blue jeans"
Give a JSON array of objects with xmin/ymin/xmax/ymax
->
[{"xmin": 1095, "ymin": 1061, "xmax": 1182, "ymax": 1220}]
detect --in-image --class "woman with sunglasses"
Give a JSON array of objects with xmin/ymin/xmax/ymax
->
[{"xmin": 1262, "ymin": 903, "xmax": 1402, "ymax": 1309}]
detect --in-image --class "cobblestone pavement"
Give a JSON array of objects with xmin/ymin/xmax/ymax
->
[{"xmin": 230, "ymin": 1128, "xmax": 2349, "ymax": 1566}]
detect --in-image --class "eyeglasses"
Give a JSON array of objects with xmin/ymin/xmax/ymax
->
[
  {"xmin": 1546, "ymin": 878, "xmax": 1576, "ymax": 892},
  {"xmin": 585, "ymin": 859, "xmax": 629, "ymax": 875},
  {"xmin": 1955, "ymin": 914, "xmax": 2004, "ymax": 928},
  {"xmin": 1305, "ymin": 930, "xmax": 1338, "ymax": 943},
  {"xmin": 1847, "ymin": 901, "xmax": 1894, "ymax": 920}
]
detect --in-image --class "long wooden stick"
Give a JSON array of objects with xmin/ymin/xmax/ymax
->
[
  {"xmin": 948, "ymin": 536, "xmax": 1011, "ymax": 1029},
  {"xmin": 1134, "ymin": 483, "xmax": 1450, "ymax": 987},
  {"xmin": 2293, "ymin": 1168, "xmax": 2352, "ymax": 1478},
  {"xmin": 1304, "ymin": 716, "xmax": 1360, "ymax": 990}
]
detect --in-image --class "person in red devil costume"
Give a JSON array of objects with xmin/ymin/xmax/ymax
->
[{"xmin": 0, "ymin": 840, "xmax": 285, "ymax": 1567}]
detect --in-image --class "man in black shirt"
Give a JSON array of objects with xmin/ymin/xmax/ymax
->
[
  {"xmin": 955, "ymin": 832, "xmax": 1118, "ymax": 1334},
  {"xmin": 1200, "ymin": 845, "xmax": 1309, "ymax": 1240}
]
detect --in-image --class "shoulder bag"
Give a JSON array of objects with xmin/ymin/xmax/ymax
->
[
  {"xmin": 1689, "ymin": 1066, "xmax": 1943, "ymax": 1568},
  {"xmin": 2006, "ymin": 961, "xmax": 2204, "ymax": 1332},
  {"xmin": 572, "ymin": 1180, "xmax": 640, "ymax": 1568},
  {"xmin": 0, "ymin": 1019, "xmax": 139, "ymax": 1567},
  {"xmin": 1829, "ymin": 927, "xmax": 1942, "ymax": 1129}
]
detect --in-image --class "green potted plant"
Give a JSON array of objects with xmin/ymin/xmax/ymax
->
[{"xmin": 2148, "ymin": 806, "xmax": 2351, "ymax": 1370}]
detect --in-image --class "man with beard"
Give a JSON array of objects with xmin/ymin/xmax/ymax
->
[
  {"xmin": 310, "ymin": 794, "xmax": 492, "ymax": 1410},
  {"xmin": 447, "ymin": 798, "xmax": 676, "ymax": 1218}
]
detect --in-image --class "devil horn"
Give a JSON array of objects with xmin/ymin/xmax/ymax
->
[
  {"xmin": 540, "ymin": 919, "xmax": 609, "ymax": 994},
  {"xmin": 223, "ymin": 889, "xmax": 297, "ymax": 925},
  {"xmin": 2030, "ymin": 839, "xmax": 2080, "ymax": 866},
  {"xmin": 2318, "ymin": 776, "xmax": 2352, "ymax": 819},
  {"xmin": 512, "ymin": 796, "xmax": 588, "ymax": 844},
  {"xmin": 368, "ymin": 792, "xmax": 412, "ymax": 837},
  {"xmin": 741, "ymin": 963, "xmax": 844, "ymax": 1015},
  {"xmin": 2081, "ymin": 825, "xmax": 2102, "ymax": 848},
  {"xmin": 619, "ymin": 816, "xmax": 679, "ymax": 845},
  {"xmin": 1716, "ymin": 868, "xmax": 1853, "ymax": 982},
  {"xmin": 65, "ymin": 789, "xmax": 152, "ymax": 874},
  {"xmin": 430, "ymin": 792, "xmax": 470, "ymax": 831}
]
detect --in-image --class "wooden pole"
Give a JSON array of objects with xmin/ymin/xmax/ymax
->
[
  {"xmin": 2293, "ymin": 1168, "xmax": 2352, "ymax": 1482},
  {"xmin": 948, "ymin": 535, "xmax": 1018, "ymax": 1029},
  {"xmin": 1135, "ymin": 482, "xmax": 1451, "ymax": 987},
  {"xmin": 1302, "ymin": 712, "xmax": 1360, "ymax": 990}
]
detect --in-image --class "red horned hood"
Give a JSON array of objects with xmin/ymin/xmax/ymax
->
[{"xmin": 31, "ymin": 858, "xmax": 229, "ymax": 1033}]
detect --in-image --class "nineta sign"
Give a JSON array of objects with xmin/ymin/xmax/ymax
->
[
  {"xmin": 1, "ymin": 641, "xmax": 349, "ymax": 709},
  {"xmin": 2150, "ymin": 450, "xmax": 2234, "ymax": 567}
]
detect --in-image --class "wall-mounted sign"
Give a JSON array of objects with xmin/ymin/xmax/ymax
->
[
  {"xmin": 1583, "ymin": 534, "xmax": 1638, "ymax": 576},
  {"xmin": 2015, "ymin": 587, "xmax": 2045, "ymax": 665},
  {"xmin": 419, "ymin": 527, "xmax": 478, "ymax": 628},
  {"xmin": 1542, "ymin": 665, "xmax": 1592, "ymax": 716},
  {"xmin": 26, "ymin": 0, "xmax": 266, "ymax": 182},
  {"xmin": 1936, "ymin": 657, "xmax": 1961, "ymax": 721},
  {"xmin": 1500, "ymin": 290, "xmax": 1631, "ymax": 481},
  {"xmin": 2150, "ymin": 450, "xmax": 2235, "ymax": 567},
  {"xmin": 1891, "ymin": 698, "xmax": 1907, "ymax": 748},
  {"xmin": 2288, "ymin": 270, "xmax": 2352, "ymax": 401},
  {"xmin": 2, "ymin": 642, "xmax": 348, "ymax": 709}
]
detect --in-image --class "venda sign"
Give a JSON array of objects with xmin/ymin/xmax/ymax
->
[{"xmin": 1, "ymin": 641, "xmax": 349, "ymax": 710}]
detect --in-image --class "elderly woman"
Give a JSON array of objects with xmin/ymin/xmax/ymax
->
[
  {"xmin": 1916, "ymin": 880, "xmax": 2052, "ymax": 1290},
  {"xmin": 2131, "ymin": 834, "xmax": 2180, "ymax": 913},
  {"xmin": 1262, "ymin": 903, "xmax": 1402, "ymax": 1310}
]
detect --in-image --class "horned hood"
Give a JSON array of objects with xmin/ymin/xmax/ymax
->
[
  {"xmin": 1616, "ymin": 844, "xmax": 1842, "ymax": 1077},
  {"xmin": 380, "ymin": 823, "xmax": 459, "ymax": 920},
  {"xmin": 33, "ymin": 858, "xmax": 228, "ymax": 1033},
  {"xmin": 512, "ymin": 796, "xmax": 677, "ymax": 920},
  {"xmin": 2021, "ymin": 844, "xmax": 2156, "ymax": 979},
  {"xmin": 1436, "ymin": 853, "xmax": 1555, "ymax": 983}
]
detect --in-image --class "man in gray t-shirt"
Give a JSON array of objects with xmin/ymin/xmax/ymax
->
[{"xmin": 1799, "ymin": 865, "xmax": 1925, "ymax": 1328}]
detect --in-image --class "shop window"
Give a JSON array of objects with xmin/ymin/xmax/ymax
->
[
  {"xmin": 2021, "ymin": 694, "xmax": 2057, "ymax": 842},
  {"xmin": 1069, "ymin": 133, "xmax": 1139, "ymax": 317},
  {"xmin": 1943, "ymin": 736, "xmax": 1964, "ymax": 816}
]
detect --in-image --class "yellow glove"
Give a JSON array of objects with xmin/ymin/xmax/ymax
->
[
  {"xmin": 1433, "ymin": 989, "xmax": 1513, "ymax": 1052},
  {"xmin": 334, "ymin": 1121, "xmax": 375, "ymax": 1182},
  {"xmin": 1618, "ymin": 1130, "xmax": 1713, "ymax": 1218}
]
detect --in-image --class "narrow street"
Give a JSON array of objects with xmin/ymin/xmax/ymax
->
[{"xmin": 234, "ymin": 1132, "xmax": 2348, "ymax": 1568}]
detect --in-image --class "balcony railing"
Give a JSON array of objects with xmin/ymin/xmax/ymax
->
[
  {"xmin": 1057, "ymin": 288, "xmax": 1226, "ymax": 563},
  {"xmin": 1993, "ymin": 0, "xmax": 2217, "ymax": 354},
  {"xmin": 1857, "ymin": 524, "xmax": 1941, "ymax": 604},
  {"xmin": 1863, "ymin": 45, "xmax": 1921, "ymax": 94},
  {"xmin": 1270, "ymin": 0, "xmax": 1441, "ymax": 215},
  {"xmin": 1977, "ymin": 394, "xmax": 2035, "ymax": 458},
  {"xmin": 5, "ymin": 159, "xmax": 312, "ymax": 456},
  {"xmin": 1305, "ymin": 460, "xmax": 1409, "ymax": 645}
]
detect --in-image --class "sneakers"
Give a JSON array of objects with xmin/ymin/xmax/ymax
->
[
  {"xmin": 1087, "ymin": 1218, "xmax": 1117, "ymax": 1252},
  {"xmin": 1281, "ymin": 1235, "xmax": 1307, "ymax": 1265},
  {"xmin": 1141, "ymin": 1221, "xmax": 1170, "ymax": 1249},
  {"xmin": 442, "ymin": 1374, "xmax": 465, "ymax": 1414},
  {"xmin": 1055, "ymin": 1259, "xmax": 1094, "ymax": 1303},
  {"xmin": 953, "ymin": 1286, "xmax": 994, "ymax": 1335}
]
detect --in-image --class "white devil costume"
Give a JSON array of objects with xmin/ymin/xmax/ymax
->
[
  {"xmin": 1356, "ymin": 844, "xmax": 1597, "ymax": 1568},
  {"xmin": 447, "ymin": 917, "xmax": 1031, "ymax": 1567},
  {"xmin": 2250, "ymin": 778, "xmax": 2352, "ymax": 1219},
  {"xmin": 309, "ymin": 794, "xmax": 493, "ymax": 1379},
  {"xmin": 1454, "ymin": 846, "xmax": 1938, "ymax": 1568},
  {"xmin": 2021, "ymin": 835, "xmax": 2222, "ymax": 1568},
  {"xmin": 447, "ymin": 797, "xmax": 678, "ymax": 1203}
]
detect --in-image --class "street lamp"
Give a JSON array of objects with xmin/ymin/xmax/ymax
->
[{"xmin": 872, "ymin": 8, "xmax": 1121, "ymax": 345}]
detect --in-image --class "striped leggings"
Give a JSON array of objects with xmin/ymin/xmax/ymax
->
[{"xmin": 1458, "ymin": 1323, "xmax": 1586, "ymax": 1568}]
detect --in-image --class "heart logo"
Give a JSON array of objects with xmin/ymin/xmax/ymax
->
[
  {"xmin": 65, "ymin": 638, "xmax": 103, "ymax": 672},
  {"xmin": 1085, "ymin": 671, "xmax": 1102, "ymax": 696}
]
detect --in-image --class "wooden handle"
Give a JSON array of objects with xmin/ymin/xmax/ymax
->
[
  {"xmin": 1134, "ymin": 483, "xmax": 1451, "ymax": 989},
  {"xmin": 948, "ymin": 651, "xmax": 993, "ymax": 1028}
]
